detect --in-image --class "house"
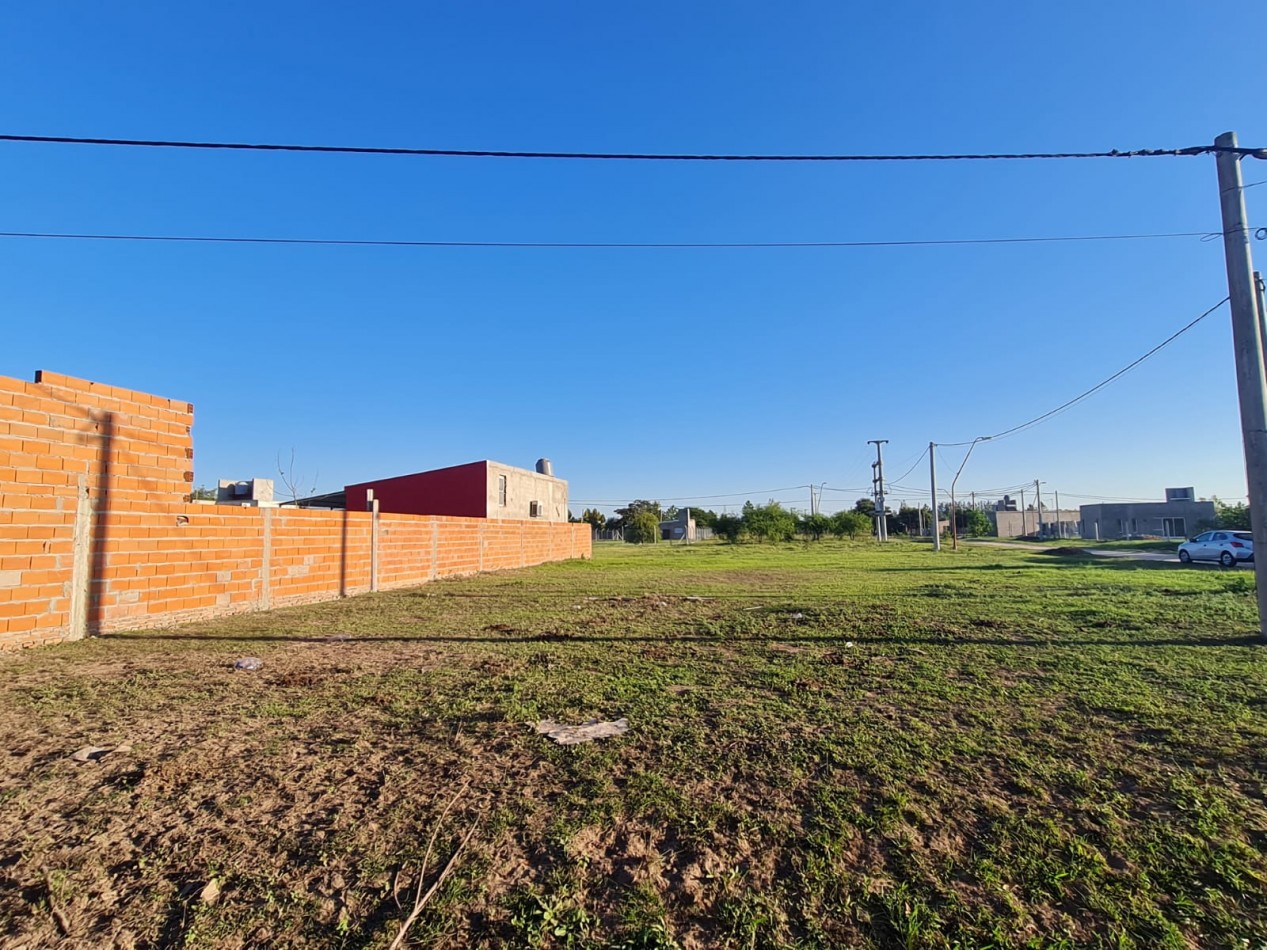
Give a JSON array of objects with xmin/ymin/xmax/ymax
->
[
  {"xmin": 1078, "ymin": 487, "xmax": 1215, "ymax": 540},
  {"xmin": 343, "ymin": 459, "xmax": 568, "ymax": 522},
  {"xmin": 659, "ymin": 509, "xmax": 697, "ymax": 542}
]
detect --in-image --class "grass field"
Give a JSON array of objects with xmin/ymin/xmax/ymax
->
[{"xmin": 2, "ymin": 540, "xmax": 1266, "ymax": 949}]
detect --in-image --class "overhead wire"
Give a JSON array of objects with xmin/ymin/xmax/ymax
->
[
  {"xmin": 0, "ymin": 229, "xmax": 1221, "ymax": 251},
  {"xmin": 887, "ymin": 447, "xmax": 930, "ymax": 486},
  {"xmin": 2, "ymin": 133, "xmax": 1262, "ymax": 162},
  {"xmin": 937, "ymin": 296, "xmax": 1229, "ymax": 447}
]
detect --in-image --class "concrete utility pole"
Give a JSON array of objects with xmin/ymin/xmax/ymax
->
[
  {"xmin": 1034, "ymin": 479, "xmax": 1043, "ymax": 538},
  {"xmin": 868, "ymin": 439, "xmax": 889, "ymax": 542},
  {"xmin": 1019, "ymin": 487, "xmax": 1026, "ymax": 537},
  {"xmin": 1256, "ymin": 270, "xmax": 1267, "ymax": 365},
  {"xmin": 1054, "ymin": 489, "xmax": 1062, "ymax": 539},
  {"xmin": 950, "ymin": 436, "xmax": 991, "ymax": 550},
  {"xmin": 1215, "ymin": 131, "xmax": 1267, "ymax": 642},
  {"xmin": 929, "ymin": 442, "xmax": 940, "ymax": 551}
]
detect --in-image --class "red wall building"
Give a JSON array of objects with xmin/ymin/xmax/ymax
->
[{"xmin": 345, "ymin": 461, "xmax": 488, "ymax": 518}]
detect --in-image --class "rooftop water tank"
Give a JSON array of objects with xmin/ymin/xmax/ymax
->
[{"xmin": 535, "ymin": 458, "xmax": 553, "ymax": 477}]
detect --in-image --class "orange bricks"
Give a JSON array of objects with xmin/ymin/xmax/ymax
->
[{"xmin": 1, "ymin": 370, "xmax": 590, "ymax": 650}]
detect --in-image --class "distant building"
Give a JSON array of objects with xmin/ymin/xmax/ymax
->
[
  {"xmin": 989, "ymin": 508, "xmax": 1080, "ymax": 539},
  {"xmin": 659, "ymin": 509, "xmax": 697, "ymax": 542},
  {"xmin": 297, "ymin": 460, "xmax": 569, "ymax": 522},
  {"xmin": 1079, "ymin": 488, "xmax": 1214, "ymax": 540}
]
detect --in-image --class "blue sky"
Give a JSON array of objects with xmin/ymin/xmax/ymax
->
[{"xmin": 3, "ymin": 2, "xmax": 1266, "ymax": 516}]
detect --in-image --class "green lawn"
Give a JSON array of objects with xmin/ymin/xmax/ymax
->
[{"xmin": 1, "ymin": 540, "xmax": 1265, "ymax": 949}]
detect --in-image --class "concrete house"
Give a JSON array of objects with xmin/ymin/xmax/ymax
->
[
  {"xmin": 1078, "ymin": 487, "xmax": 1215, "ymax": 540},
  {"xmin": 344, "ymin": 460, "xmax": 569, "ymax": 522}
]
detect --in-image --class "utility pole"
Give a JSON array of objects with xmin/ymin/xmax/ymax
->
[
  {"xmin": 868, "ymin": 439, "xmax": 888, "ymax": 542},
  {"xmin": 950, "ymin": 436, "xmax": 991, "ymax": 551},
  {"xmin": 1054, "ymin": 488, "xmax": 1062, "ymax": 539},
  {"xmin": 1034, "ymin": 479, "xmax": 1043, "ymax": 538},
  {"xmin": 1019, "ymin": 487, "xmax": 1026, "ymax": 538},
  {"xmin": 1215, "ymin": 131, "xmax": 1267, "ymax": 642},
  {"xmin": 1256, "ymin": 271, "xmax": 1267, "ymax": 364},
  {"xmin": 929, "ymin": 442, "xmax": 940, "ymax": 551}
]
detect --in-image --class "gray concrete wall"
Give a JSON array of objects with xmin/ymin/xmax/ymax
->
[
  {"xmin": 989, "ymin": 509, "xmax": 1080, "ymax": 538},
  {"xmin": 1077, "ymin": 501, "xmax": 1216, "ymax": 540},
  {"xmin": 486, "ymin": 462, "xmax": 569, "ymax": 522}
]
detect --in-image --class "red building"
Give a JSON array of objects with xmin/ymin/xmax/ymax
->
[{"xmin": 344, "ymin": 460, "xmax": 569, "ymax": 522}]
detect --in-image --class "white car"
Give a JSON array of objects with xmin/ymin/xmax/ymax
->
[{"xmin": 1178, "ymin": 530, "xmax": 1254, "ymax": 567}]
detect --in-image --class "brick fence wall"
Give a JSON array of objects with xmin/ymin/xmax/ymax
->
[{"xmin": 0, "ymin": 371, "xmax": 591, "ymax": 651}]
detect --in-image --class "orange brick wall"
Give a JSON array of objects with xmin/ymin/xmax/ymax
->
[{"xmin": 0, "ymin": 371, "xmax": 591, "ymax": 650}]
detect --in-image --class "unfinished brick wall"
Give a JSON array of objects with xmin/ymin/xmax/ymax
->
[{"xmin": 0, "ymin": 371, "xmax": 591, "ymax": 651}]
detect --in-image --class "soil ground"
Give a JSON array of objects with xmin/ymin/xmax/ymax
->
[{"xmin": 2, "ymin": 540, "xmax": 1265, "ymax": 949}]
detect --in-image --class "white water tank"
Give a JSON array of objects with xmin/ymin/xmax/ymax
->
[{"xmin": 535, "ymin": 458, "xmax": 554, "ymax": 476}]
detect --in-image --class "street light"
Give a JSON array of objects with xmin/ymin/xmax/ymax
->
[{"xmin": 950, "ymin": 436, "xmax": 992, "ymax": 551}]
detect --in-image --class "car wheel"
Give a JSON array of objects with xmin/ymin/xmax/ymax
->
[
  {"xmin": 1178, "ymin": 550, "xmax": 1192, "ymax": 564},
  {"xmin": 1220, "ymin": 551, "xmax": 1235, "ymax": 567}
]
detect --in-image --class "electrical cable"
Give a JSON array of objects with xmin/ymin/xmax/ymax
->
[
  {"xmin": 0, "ymin": 229, "xmax": 1220, "ymax": 251},
  {"xmin": 3, "ymin": 133, "xmax": 1261, "ymax": 162},
  {"xmin": 938, "ymin": 296, "xmax": 1229, "ymax": 447},
  {"xmin": 887, "ymin": 447, "xmax": 930, "ymax": 486}
]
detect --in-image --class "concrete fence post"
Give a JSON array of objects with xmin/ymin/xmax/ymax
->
[
  {"xmin": 367, "ymin": 490, "xmax": 379, "ymax": 593},
  {"xmin": 68, "ymin": 474, "xmax": 91, "ymax": 641},
  {"xmin": 260, "ymin": 508, "xmax": 272, "ymax": 609}
]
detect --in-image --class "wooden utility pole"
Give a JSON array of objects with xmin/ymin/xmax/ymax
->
[{"xmin": 1214, "ymin": 131, "xmax": 1267, "ymax": 641}]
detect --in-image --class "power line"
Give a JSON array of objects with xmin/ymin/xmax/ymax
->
[
  {"xmin": 888, "ymin": 447, "xmax": 930, "ymax": 485},
  {"xmin": 0, "ymin": 229, "xmax": 1219, "ymax": 251},
  {"xmin": 939, "ymin": 296, "xmax": 1230, "ymax": 446},
  {"xmin": 1, "ymin": 133, "xmax": 1262, "ymax": 162}
]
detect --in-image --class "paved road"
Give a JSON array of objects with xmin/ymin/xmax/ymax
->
[{"xmin": 967, "ymin": 540, "xmax": 1178, "ymax": 563}]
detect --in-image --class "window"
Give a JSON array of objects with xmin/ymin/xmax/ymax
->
[
  {"xmin": 529, "ymin": 500, "xmax": 542, "ymax": 518},
  {"xmin": 1163, "ymin": 517, "xmax": 1187, "ymax": 538},
  {"xmin": 498, "ymin": 475, "xmax": 507, "ymax": 507},
  {"xmin": 1194, "ymin": 532, "xmax": 1214, "ymax": 543}
]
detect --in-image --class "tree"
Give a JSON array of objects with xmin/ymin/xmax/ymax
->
[
  {"xmin": 625, "ymin": 510, "xmax": 661, "ymax": 544},
  {"xmin": 959, "ymin": 508, "xmax": 992, "ymax": 537},
  {"xmin": 832, "ymin": 510, "xmax": 871, "ymax": 540},
  {"xmin": 1215, "ymin": 497, "xmax": 1252, "ymax": 531},
  {"xmin": 714, "ymin": 513, "xmax": 744, "ymax": 543},
  {"xmin": 615, "ymin": 500, "xmax": 663, "ymax": 523},
  {"xmin": 580, "ymin": 508, "xmax": 607, "ymax": 530},
  {"xmin": 690, "ymin": 508, "xmax": 719, "ymax": 529},
  {"xmin": 743, "ymin": 501, "xmax": 797, "ymax": 542},
  {"xmin": 853, "ymin": 498, "xmax": 876, "ymax": 517},
  {"xmin": 894, "ymin": 504, "xmax": 930, "ymax": 535},
  {"xmin": 277, "ymin": 449, "xmax": 319, "ymax": 505},
  {"xmin": 799, "ymin": 512, "xmax": 832, "ymax": 541}
]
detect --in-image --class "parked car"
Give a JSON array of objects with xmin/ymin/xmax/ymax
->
[{"xmin": 1178, "ymin": 530, "xmax": 1254, "ymax": 566}]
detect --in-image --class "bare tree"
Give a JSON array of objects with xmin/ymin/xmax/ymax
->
[{"xmin": 277, "ymin": 449, "xmax": 319, "ymax": 505}]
